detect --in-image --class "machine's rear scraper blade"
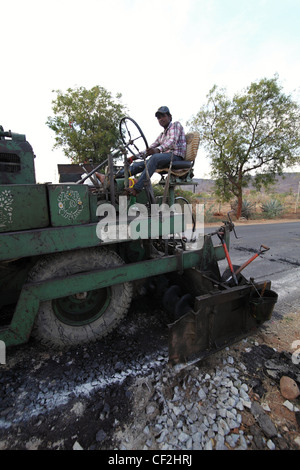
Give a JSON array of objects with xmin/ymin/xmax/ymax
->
[{"xmin": 168, "ymin": 282, "xmax": 272, "ymax": 366}]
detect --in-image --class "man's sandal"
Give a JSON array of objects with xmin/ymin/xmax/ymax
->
[{"xmin": 124, "ymin": 187, "xmax": 139, "ymax": 197}]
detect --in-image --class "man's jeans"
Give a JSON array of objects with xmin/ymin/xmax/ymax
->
[{"xmin": 118, "ymin": 153, "xmax": 183, "ymax": 192}]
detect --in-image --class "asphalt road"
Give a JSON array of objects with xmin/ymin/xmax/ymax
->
[{"xmin": 210, "ymin": 221, "xmax": 300, "ymax": 313}]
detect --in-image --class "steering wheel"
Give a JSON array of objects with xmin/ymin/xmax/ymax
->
[
  {"xmin": 119, "ymin": 117, "xmax": 149, "ymax": 157},
  {"xmin": 119, "ymin": 116, "xmax": 156, "ymax": 204}
]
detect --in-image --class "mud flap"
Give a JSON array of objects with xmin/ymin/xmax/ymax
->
[{"xmin": 168, "ymin": 280, "xmax": 272, "ymax": 365}]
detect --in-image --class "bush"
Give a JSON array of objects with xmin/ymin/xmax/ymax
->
[
  {"xmin": 261, "ymin": 199, "xmax": 284, "ymax": 218},
  {"xmin": 231, "ymin": 199, "xmax": 256, "ymax": 219},
  {"xmin": 204, "ymin": 204, "xmax": 218, "ymax": 223}
]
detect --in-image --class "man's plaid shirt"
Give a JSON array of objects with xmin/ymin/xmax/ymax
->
[{"xmin": 150, "ymin": 121, "xmax": 186, "ymax": 158}]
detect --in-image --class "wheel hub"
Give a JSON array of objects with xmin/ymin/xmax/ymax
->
[
  {"xmin": 52, "ymin": 288, "xmax": 111, "ymax": 326},
  {"xmin": 74, "ymin": 292, "xmax": 88, "ymax": 300}
]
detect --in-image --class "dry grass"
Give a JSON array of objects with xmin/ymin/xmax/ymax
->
[{"xmin": 192, "ymin": 189, "xmax": 300, "ymax": 223}]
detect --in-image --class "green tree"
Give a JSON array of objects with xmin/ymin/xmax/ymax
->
[
  {"xmin": 189, "ymin": 76, "xmax": 300, "ymax": 218},
  {"xmin": 46, "ymin": 85, "xmax": 127, "ymax": 164}
]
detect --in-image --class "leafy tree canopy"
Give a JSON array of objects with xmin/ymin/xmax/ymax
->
[
  {"xmin": 46, "ymin": 85, "xmax": 127, "ymax": 164},
  {"xmin": 188, "ymin": 75, "xmax": 300, "ymax": 218}
]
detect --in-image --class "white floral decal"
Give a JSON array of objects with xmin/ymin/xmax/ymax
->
[
  {"xmin": 57, "ymin": 189, "xmax": 84, "ymax": 220},
  {"xmin": 0, "ymin": 189, "xmax": 13, "ymax": 227}
]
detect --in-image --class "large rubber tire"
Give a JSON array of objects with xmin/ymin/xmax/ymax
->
[{"xmin": 27, "ymin": 248, "xmax": 133, "ymax": 347}]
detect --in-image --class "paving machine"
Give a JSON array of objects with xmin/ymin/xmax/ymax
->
[{"xmin": 0, "ymin": 119, "xmax": 277, "ymax": 364}]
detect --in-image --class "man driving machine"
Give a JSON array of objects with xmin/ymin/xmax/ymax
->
[{"xmin": 118, "ymin": 106, "xmax": 186, "ymax": 197}]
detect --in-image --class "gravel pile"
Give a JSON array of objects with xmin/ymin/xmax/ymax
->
[
  {"xmin": 118, "ymin": 346, "xmax": 299, "ymax": 451},
  {"xmin": 145, "ymin": 357, "xmax": 252, "ymax": 450}
]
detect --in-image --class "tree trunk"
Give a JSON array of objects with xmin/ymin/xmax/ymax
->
[{"xmin": 236, "ymin": 190, "xmax": 243, "ymax": 219}]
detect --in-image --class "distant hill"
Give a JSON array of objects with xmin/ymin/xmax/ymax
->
[{"xmin": 185, "ymin": 173, "xmax": 300, "ymax": 194}]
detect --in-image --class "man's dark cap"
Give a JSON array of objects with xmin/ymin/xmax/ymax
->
[{"xmin": 155, "ymin": 106, "xmax": 170, "ymax": 117}]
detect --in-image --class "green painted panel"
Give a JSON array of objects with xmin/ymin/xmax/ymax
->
[
  {"xmin": 0, "ymin": 184, "xmax": 49, "ymax": 232},
  {"xmin": 47, "ymin": 183, "xmax": 90, "ymax": 226},
  {"xmin": 0, "ymin": 223, "xmax": 100, "ymax": 261}
]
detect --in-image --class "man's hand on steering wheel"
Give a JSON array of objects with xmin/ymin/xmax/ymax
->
[
  {"xmin": 145, "ymin": 147, "xmax": 160, "ymax": 156},
  {"xmin": 126, "ymin": 148, "xmax": 157, "ymax": 163}
]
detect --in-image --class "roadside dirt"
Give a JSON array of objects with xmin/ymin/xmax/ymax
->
[{"xmin": 232, "ymin": 311, "xmax": 300, "ymax": 446}]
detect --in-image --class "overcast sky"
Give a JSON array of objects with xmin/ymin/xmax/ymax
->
[{"xmin": 1, "ymin": 0, "xmax": 300, "ymax": 182}]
